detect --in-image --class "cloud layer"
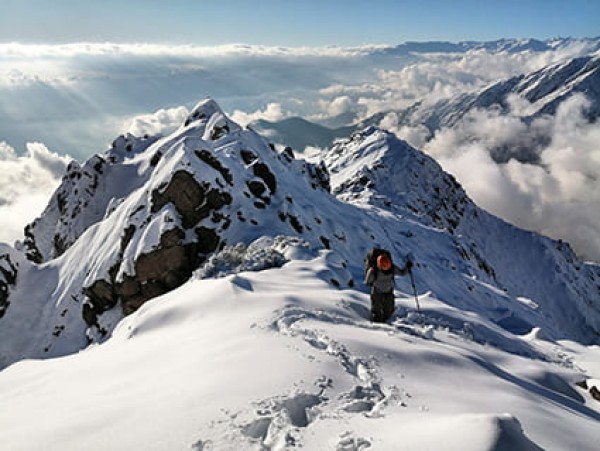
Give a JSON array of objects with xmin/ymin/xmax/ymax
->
[
  {"xmin": 0, "ymin": 142, "xmax": 71, "ymax": 246},
  {"xmin": 420, "ymin": 94, "xmax": 600, "ymax": 261}
]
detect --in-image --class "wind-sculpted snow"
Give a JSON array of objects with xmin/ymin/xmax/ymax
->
[{"xmin": 1, "ymin": 254, "xmax": 598, "ymax": 450}]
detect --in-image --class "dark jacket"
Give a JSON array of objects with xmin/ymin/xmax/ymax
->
[{"xmin": 365, "ymin": 264, "xmax": 409, "ymax": 293}]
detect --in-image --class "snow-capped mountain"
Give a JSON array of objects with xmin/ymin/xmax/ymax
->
[
  {"xmin": 1, "ymin": 98, "xmax": 598, "ymax": 367},
  {"xmin": 255, "ymin": 52, "xmax": 600, "ymax": 160},
  {"xmin": 375, "ymin": 37, "xmax": 600, "ymax": 57},
  {"xmin": 3, "ymin": 96, "xmax": 600, "ymax": 359},
  {"xmin": 1, "ymin": 99, "xmax": 599, "ymax": 450},
  {"xmin": 412, "ymin": 54, "xmax": 600, "ymax": 136}
]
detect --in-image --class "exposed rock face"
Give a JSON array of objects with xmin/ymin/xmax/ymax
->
[
  {"xmin": 0, "ymin": 251, "xmax": 18, "ymax": 319},
  {"xmin": 576, "ymin": 380, "xmax": 600, "ymax": 403},
  {"xmin": 84, "ymin": 167, "xmax": 231, "ymax": 325},
  {"xmin": 151, "ymin": 170, "xmax": 232, "ymax": 229},
  {"xmin": 72, "ymin": 100, "xmax": 337, "ymax": 328},
  {"xmin": 120, "ymin": 228, "xmax": 194, "ymax": 315}
]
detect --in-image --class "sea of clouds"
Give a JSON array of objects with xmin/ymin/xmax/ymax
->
[{"xmin": 1, "ymin": 41, "xmax": 598, "ymax": 260}]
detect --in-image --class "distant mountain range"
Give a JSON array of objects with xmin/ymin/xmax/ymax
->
[{"xmin": 374, "ymin": 37, "xmax": 600, "ymax": 56}]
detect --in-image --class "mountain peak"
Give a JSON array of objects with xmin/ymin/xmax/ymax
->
[
  {"xmin": 185, "ymin": 97, "xmax": 222, "ymax": 123},
  {"xmin": 183, "ymin": 97, "xmax": 242, "ymax": 140}
]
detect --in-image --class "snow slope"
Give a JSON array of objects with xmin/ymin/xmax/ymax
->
[
  {"xmin": 1, "ymin": 98, "xmax": 599, "ymax": 450},
  {"xmin": 1, "ymin": 249, "xmax": 599, "ymax": 450}
]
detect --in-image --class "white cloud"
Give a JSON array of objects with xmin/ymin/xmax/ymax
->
[
  {"xmin": 423, "ymin": 93, "xmax": 600, "ymax": 261},
  {"xmin": 320, "ymin": 96, "xmax": 356, "ymax": 117},
  {"xmin": 0, "ymin": 142, "xmax": 70, "ymax": 245},
  {"xmin": 0, "ymin": 42, "xmax": 377, "ymax": 60},
  {"xmin": 379, "ymin": 112, "xmax": 430, "ymax": 149},
  {"xmin": 1, "ymin": 39, "xmax": 598, "ymax": 262},
  {"xmin": 125, "ymin": 106, "xmax": 190, "ymax": 137},
  {"xmin": 230, "ymin": 103, "xmax": 287, "ymax": 126},
  {"xmin": 317, "ymin": 43, "xmax": 596, "ymax": 122}
]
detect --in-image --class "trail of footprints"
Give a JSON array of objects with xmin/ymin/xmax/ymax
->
[
  {"xmin": 232, "ymin": 306, "xmax": 410, "ymax": 449},
  {"xmin": 195, "ymin": 303, "xmax": 564, "ymax": 449}
]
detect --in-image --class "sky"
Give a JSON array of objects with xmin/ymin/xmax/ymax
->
[{"xmin": 1, "ymin": 0, "xmax": 599, "ymax": 46}]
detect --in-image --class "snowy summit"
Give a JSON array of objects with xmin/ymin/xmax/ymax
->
[{"xmin": 0, "ymin": 98, "xmax": 599, "ymax": 450}]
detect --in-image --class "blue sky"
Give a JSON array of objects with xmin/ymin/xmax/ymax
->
[{"xmin": 1, "ymin": 0, "xmax": 598, "ymax": 46}]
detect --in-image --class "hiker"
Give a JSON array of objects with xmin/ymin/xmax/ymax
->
[{"xmin": 364, "ymin": 249, "xmax": 413, "ymax": 323}]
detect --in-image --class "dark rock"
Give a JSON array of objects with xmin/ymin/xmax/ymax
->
[
  {"xmin": 151, "ymin": 170, "xmax": 208, "ymax": 228},
  {"xmin": 210, "ymin": 123, "xmax": 230, "ymax": 140},
  {"xmin": 121, "ymin": 225, "xmax": 136, "ymax": 252},
  {"xmin": 241, "ymin": 149, "xmax": 258, "ymax": 165},
  {"xmin": 0, "ymin": 253, "xmax": 17, "ymax": 319},
  {"xmin": 195, "ymin": 226, "xmax": 220, "ymax": 254},
  {"xmin": 116, "ymin": 227, "xmax": 203, "ymax": 315},
  {"xmin": 253, "ymin": 162, "xmax": 277, "ymax": 194},
  {"xmin": 282, "ymin": 146, "xmax": 295, "ymax": 161},
  {"xmin": 0, "ymin": 254, "xmax": 17, "ymax": 286},
  {"xmin": 194, "ymin": 149, "xmax": 233, "ymax": 185},
  {"xmin": 135, "ymin": 243, "xmax": 186, "ymax": 282},
  {"xmin": 53, "ymin": 234, "xmax": 68, "ymax": 258},
  {"xmin": 206, "ymin": 189, "xmax": 232, "ymax": 210},
  {"xmin": 247, "ymin": 180, "xmax": 267, "ymax": 198},
  {"xmin": 93, "ymin": 157, "xmax": 105, "ymax": 174},
  {"xmin": 307, "ymin": 161, "xmax": 330, "ymax": 192},
  {"xmin": 150, "ymin": 151, "xmax": 163, "ymax": 167},
  {"xmin": 23, "ymin": 224, "xmax": 43, "ymax": 264},
  {"xmin": 84, "ymin": 279, "xmax": 118, "ymax": 324},
  {"xmin": 591, "ymin": 386, "xmax": 600, "ymax": 402},
  {"xmin": 288, "ymin": 215, "xmax": 303, "ymax": 234}
]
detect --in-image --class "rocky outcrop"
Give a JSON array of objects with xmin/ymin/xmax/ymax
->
[
  {"xmin": 151, "ymin": 170, "xmax": 232, "ymax": 229},
  {"xmin": 0, "ymin": 251, "xmax": 18, "ymax": 319},
  {"xmin": 576, "ymin": 380, "xmax": 600, "ymax": 402},
  {"xmin": 83, "ymin": 164, "xmax": 232, "ymax": 326}
]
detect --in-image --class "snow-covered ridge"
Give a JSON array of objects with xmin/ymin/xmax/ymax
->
[
  {"xmin": 0, "ymin": 98, "xmax": 599, "ymax": 372},
  {"xmin": 321, "ymin": 127, "xmax": 600, "ymax": 340},
  {"xmin": 419, "ymin": 54, "xmax": 600, "ymax": 132}
]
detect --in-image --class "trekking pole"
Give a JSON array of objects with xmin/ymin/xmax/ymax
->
[{"xmin": 408, "ymin": 267, "xmax": 421, "ymax": 314}]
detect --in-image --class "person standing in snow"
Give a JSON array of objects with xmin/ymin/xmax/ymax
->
[{"xmin": 364, "ymin": 251, "xmax": 412, "ymax": 323}]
